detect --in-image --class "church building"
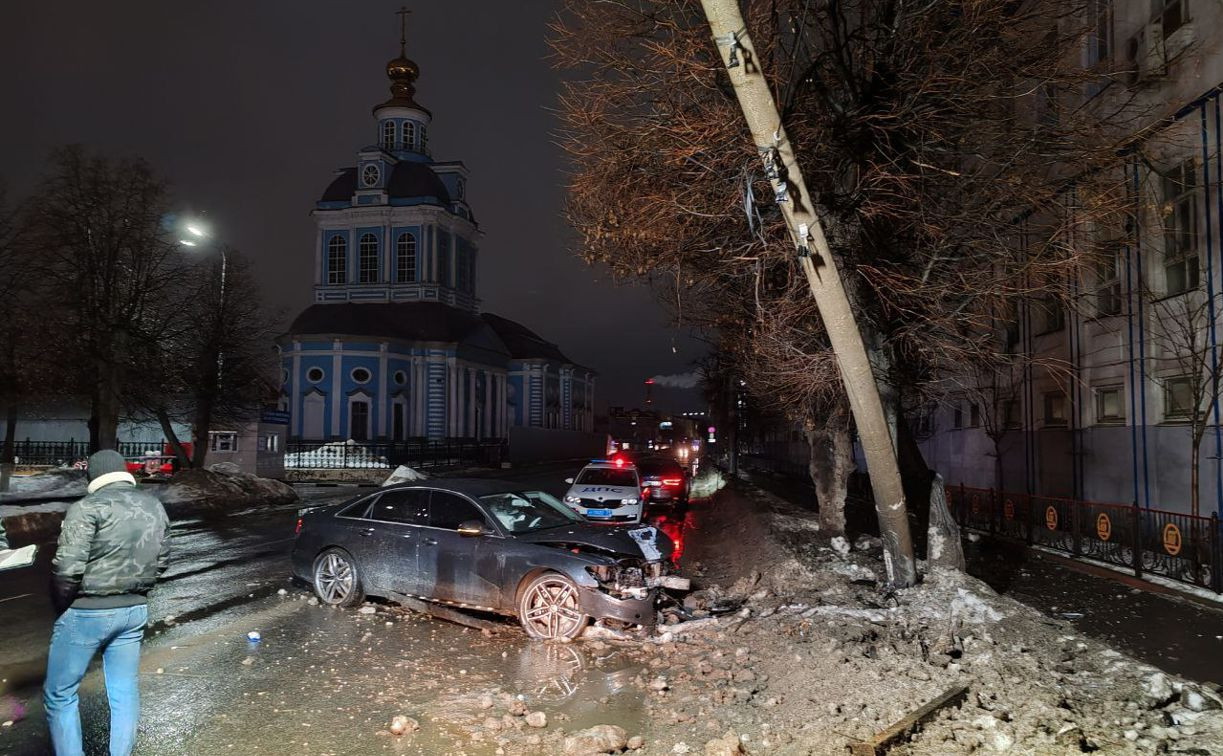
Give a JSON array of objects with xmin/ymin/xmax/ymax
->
[{"xmin": 278, "ymin": 24, "xmax": 594, "ymax": 442}]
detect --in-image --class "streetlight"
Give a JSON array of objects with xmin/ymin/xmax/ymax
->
[{"xmin": 178, "ymin": 218, "xmax": 228, "ymax": 383}]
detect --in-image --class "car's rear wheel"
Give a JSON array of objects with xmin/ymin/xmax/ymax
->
[
  {"xmin": 313, "ymin": 548, "xmax": 364, "ymax": 607},
  {"xmin": 518, "ymin": 573, "xmax": 588, "ymax": 640}
]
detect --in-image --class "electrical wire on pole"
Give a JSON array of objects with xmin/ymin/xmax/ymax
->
[{"xmin": 698, "ymin": 0, "xmax": 917, "ymax": 587}]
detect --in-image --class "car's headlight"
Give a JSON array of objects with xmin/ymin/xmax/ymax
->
[
  {"xmin": 623, "ymin": 498, "xmax": 639, "ymax": 505},
  {"xmin": 564, "ymin": 495, "xmax": 581, "ymax": 504}
]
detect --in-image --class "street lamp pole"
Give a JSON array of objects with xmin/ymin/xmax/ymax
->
[{"xmin": 181, "ymin": 222, "xmax": 227, "ymax": 384}]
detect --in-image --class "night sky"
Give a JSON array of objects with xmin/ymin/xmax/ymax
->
[{"xmin": 0, "ymin": 1, "xmax": 706, "ymax": 412}]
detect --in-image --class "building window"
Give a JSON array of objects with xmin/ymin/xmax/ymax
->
[
  {"xmin": 350, "ymin": 400, "xmax": 370, "ymax": 441},
  {"xmin": 969, "ymin": 402, "xmax": 981, "ymax": 428},
  {"xmin": 361, "ymin": 163, "xmax": 380, "ymax": 188},
  {"xmin": 402, "ymin": 120, "xmax": 416, "ymax": 149},
  {"xmin": 1162, "ymin": 160, "xmax": 1199, "ymax": 295},
  {"xmin": 306, "ymin": 367, "xmax": 325, "ymax": 383},
  {"xmin": 357, "ymin": 233, "xmax": 379, "ymax": 284},
  {"xmin": 396, "ymin": 233, "xmax": 416, "ymax": 283},
  {"xmin": 1002, "ymin": 400, "xmax": 1021, "ymax": 429},
  {"xmin": 1095, "ymin": 250, "xmax": 1122, "ymax": 316},
  {"xmin": 1095, "ymin": 385, "xmax": 1125, "ymax": 424},
  {"xmin": 209, "ymin": 431, "xmax": 238, "ymax": 452},
  {"xmin": 1043, "ymin": 392, "xmax": 1067, "ymax": 426},
  {"xmin": 1087, "ymin": 0, "xmax": 1113, "ymax": 67},
  {"xmin": 1163, "ymin": 376, "xmax": 1195, "ymax": 420},
  {"xmin": 382, "ymin": 120, "xmax": 395, "ymax": 150},
  {"xmin": 1033, "ymin": 295, "xmax": 1064, "ymax": 334},
  {"xmin": 1153, "ymin": 0, "xmax": 1190, "ymax": 39},
  {"xmin": 351, "ymin": 367, "xmax": 372, "ymax": 384},
  {"xmin": 421, "ymin": 125, "xmax": 429, "ymax": 153},
  {"xmin": 261, "ymin": 434, "xmax": 279, "ymax": 453},
  {"xmin": 456, "ymin": 247, "xmax": 470, "ymax": 292},
  {"xmin": 393, "ymin": 370, "xmax": 407, "ymax": 385},
  {"xmin": 952, "ymin": 403, "xmax": 964, "ymax": 429},
  {"xmin": 456, "ymin": 177, "xmax": 466, "ymax": 200},
  {"xmin": 437, "ymin": 232, "xmax": 450, "ymax": 286},
  {"xmin": 327, "ymin": 236, "xmax": 347, "ymax": 285}
]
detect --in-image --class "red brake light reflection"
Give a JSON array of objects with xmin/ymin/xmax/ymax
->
[{"xmin": 295, "ymin": 518, "xmax": 303, "ymax": 535}]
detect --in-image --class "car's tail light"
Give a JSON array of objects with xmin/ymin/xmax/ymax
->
[
  {"xmin": 662, "ymin": 478, "xmax": 683, "ymax": 487},
  {"xmin": 295, "ymin": 517, "xmax": 303, "ymax": 535}
]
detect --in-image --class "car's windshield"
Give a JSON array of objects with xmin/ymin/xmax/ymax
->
[
  {"xmin": 480, "ymin": 490, "xmax": 584, "ymax": 534},
  {"xmin": 575, "ymin": 468, "xmax": 638, "ymax": 487}
]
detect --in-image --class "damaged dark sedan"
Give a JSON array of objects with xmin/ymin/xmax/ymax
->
[{"xmin": 291, "ymin": 479, "xmax": 687, "ymax": 640}]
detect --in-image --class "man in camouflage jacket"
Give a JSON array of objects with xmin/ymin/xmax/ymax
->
[{"xmin": 44, "ymin": 449, "xmax": 170, "ymax": 756}]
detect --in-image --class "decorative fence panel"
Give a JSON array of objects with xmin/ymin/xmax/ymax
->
[{"xmin": 948, "ymin": 484, "xmax": 1222, "ymax": 594}]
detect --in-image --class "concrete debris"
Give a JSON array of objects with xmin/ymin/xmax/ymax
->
[
  {"xmin": 830, "ymin": 536, "xmax": 851, "ymax": 558},
  {"xmin": 525, "ymin": 711, "xmax": 547, "ymax": 728},
  {"xmin": 703, "ymin": 730, "xmax": 744, "ymax": 755},
  {"xmin": 388, "ymin": 715, "xmax": 419, "ymax": 736},
  {"xmin": 358, "ymin": 605, "xmax": 376, "ymax": 615},
  {"xmin": 562, "ymin": 724, "xmax": 628, "ymax": 754}
]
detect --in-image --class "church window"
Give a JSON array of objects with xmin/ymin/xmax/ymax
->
[
  {"xmin": 361, "ymin": 164, "xmax": 380, "ymax": 187},
  {"xmin": 327, "ymin": 236, "xmax": 347, "ymax": 285},
  {"xmin": 403, "ymin": 120, "xmax": 416, "ymax": 149},
  {"xmin": 438, "ymin": 232, "xmax": 450, "ymax": 286},
  {"xmin": 382, "ymin": 120, "xmax": 395, "ymax": 150},
  {"xmin": 350, "ymin": 401, "xmax": 370, "ymax": 442},
  {"xmin": 306, "ymin": 367, "xmax": 325, "ymax": 383},
  {"xmin": 358, "ymin": 233, "xmax": 379, "ymax": 283},
  {"xmin": 351, "ymin": 367, "xmax": 372, "ymax": 384},
  {"xmin": 396, "ymin": 233, "xmax": 417, "ymax": 282},
  {"xmin": 421, "ymin": 125, "xmax": 429, "ymax": 153},
  {"xmin": 393, "ymin": 370, "xmax": 407, "ymax": 385},
  {"xmin": 456, "ymin": 177, "xmax": 466, "ymax": 200},
  {"xmin": 456, "ymin": 246, "xmax": 470, "ymax": 292}
]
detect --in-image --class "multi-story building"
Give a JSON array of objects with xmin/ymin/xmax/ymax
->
[{"xmin": 921, "ymin": 0, "xmax": 1223, "ymax": 516}]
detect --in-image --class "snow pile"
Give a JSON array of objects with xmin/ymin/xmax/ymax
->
[
  {"xmin": 285, "ymin": 440, "xmax": 390, "ymax": 469},
  {"xmin": 159, "ymin": 468, "xmax": 297, "ymax": 512},
  {"xmin": 382, "ymin": 465, "xmax": 428, "ymax": 486},
  {"xmin": 0, "ymin": 469, "xmax": 87, "ymax": 502}
]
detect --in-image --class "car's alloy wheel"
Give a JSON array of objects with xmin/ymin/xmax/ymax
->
[
  {"xmin": 313, "ymin": 548, "xmax": 364, "ymax": 608},
  {"xmin": 518, "ymin": 573, "xmax": 588, "ymax": 640}
]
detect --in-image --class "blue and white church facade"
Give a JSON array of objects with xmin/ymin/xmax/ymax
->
[{"xmin": 278, "ymin": 38, "xmax": 594, "ymax": 442}]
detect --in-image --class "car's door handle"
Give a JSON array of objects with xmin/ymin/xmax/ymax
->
[
  {"xmin": 422, "ymin": 537, "xmax": 438, "ymax": 546},
  {"xmin": 359, "ymin": 528, "xmax": 375, "ymax": 537}
]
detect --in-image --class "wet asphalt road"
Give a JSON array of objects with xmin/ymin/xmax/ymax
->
[{"xmin": 0, "ymin": 462, "xmax": 614, "ymax": 755}]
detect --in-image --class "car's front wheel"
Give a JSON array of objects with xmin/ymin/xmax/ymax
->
[
  {"xmin": 518, "ymin": 573, "xmax": 589, "ymax": 640},
  {"xmin": 312, "ymin": 548, "xmax": 365, "ymax": 607}
]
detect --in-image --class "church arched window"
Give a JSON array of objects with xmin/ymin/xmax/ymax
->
[
  {"xmin": 402, "ymin": 121, "xmax": 416, "ymax": 150},
  {"xmin": 396, "ymin": 233, "xmax": 417, "ymax": 283},
  {"xmin": 382, "ymin": 120, "xmax": 396, "ymax": 150},
  {"xmin": 327, "ymin": 236, "xmax": 347, "ymax": 285},
  {"xmin": 358, "ymin": 233, "xmax": 379, "ymax": 283},
  {"xmin": 437, "ymin": 232, "xmax": 450, "ymax": 286},
  {"xmin": 421, "ymin": 125, "xmax": 429, "ymax": 154}
]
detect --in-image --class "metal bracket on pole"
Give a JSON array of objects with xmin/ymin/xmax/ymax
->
[
  {"xmin": 714, "ymin": 30, "xmax": 743, "ymax": 68},
  {"xmin": 797, "ymin": 224, "xmax": 812, "ymax": 259}
]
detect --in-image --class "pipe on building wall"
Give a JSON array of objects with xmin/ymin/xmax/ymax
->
[
  {"xmin": 1213, "ymin": 94, "xmax": 1223, "ymax": 517},
  {"xmin": 1132, "ymin": 157, "xmax": 1152, "ymax": 508},
  {"xmin": 1200, "ymin": 102, "xmax": 1223, "ymax": 519}
]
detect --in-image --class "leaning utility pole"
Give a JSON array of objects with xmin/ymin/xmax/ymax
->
[{"xmin": 699, "ymin": 0, "xmax": 917, "ymax": 586}]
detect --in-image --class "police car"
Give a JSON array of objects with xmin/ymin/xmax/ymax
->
[{"xmin": 563, "ymin": 459, "xmax": 644, "ymax": 524}]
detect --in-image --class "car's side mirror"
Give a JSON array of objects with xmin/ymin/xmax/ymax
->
[
  {"xmin": 564, "ymin": 477, "xmax": 574, "ymax": 485},
  {"xmin": 457, "ymin": 520, "xmax": 486, "ymax": 537}
]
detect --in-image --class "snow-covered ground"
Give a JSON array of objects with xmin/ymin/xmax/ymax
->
[{"xmin": 284, "ymin": 440, "xmax": 390, "ymax": 469}]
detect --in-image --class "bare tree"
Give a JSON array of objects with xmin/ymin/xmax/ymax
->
[
  {"xmin": 552, "ymin": 1, "xmax": 1141, "ymax": 558},
  {"xmin": 24, "ymin": 146, "xmax": 181, "ymax": 452},
  {"xmin": 1149, "ymin": 291, "xmax": 1223, "ymax": 522}
]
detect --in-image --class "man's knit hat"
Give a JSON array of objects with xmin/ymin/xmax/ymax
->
[{"xmin": 87, "ymin": 450, "xmax": 128, "ymax": 482}]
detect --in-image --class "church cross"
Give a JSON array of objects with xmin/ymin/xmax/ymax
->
[{"xmin": 396, "ymin": 6, "xmax": 412, "ymax": 53}]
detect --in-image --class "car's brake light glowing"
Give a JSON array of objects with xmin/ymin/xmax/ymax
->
[
  {"xmin": 615, "ymin": 457, "xmax": 625, "ymax": 467},
  {"xmin": 662, "ymin": 478, "xmax": 683, "ymax": 487},
  {"xmin": 295, "ymin": 517, "xmax": 303, "ymax": 535}
]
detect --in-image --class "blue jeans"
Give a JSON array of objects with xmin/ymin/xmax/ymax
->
[{"xmin": 44, "ymin": 604, "xmax": 148, "ymax": 756}]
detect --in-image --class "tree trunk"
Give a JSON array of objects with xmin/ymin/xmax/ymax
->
[
  {"xmin": 0, "ymin": 400, "xmax": 16, "ymax": 493},
  {"xmin": 928, "ymin": 473, "xmax": 966, "ymax": 571},
  {"xmin": 700, "ymin": 0, "xmax": 916, "ymax": 586},
  {"xmin": 1191, "ymin": 436, "xmax": 1201, "ymax": 520},
  {"xmin": 191, "ymin": 390, "xmax": 215, "ymax": 470},
  {"xmin": 156, "ymin": 407, "xmax": 192, "ymax": 470},
  {"xmin": 726, "ymin": 373, "xmax": 739, "ymax": 477},
  {"xmin": 806, "ymin": 412, "xmax": 853, "ymax": 536}
]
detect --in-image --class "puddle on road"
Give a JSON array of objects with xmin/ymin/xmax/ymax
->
[{"xmin": 134, "ymin": 595, "xmax": 652, "ymax": 755}]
